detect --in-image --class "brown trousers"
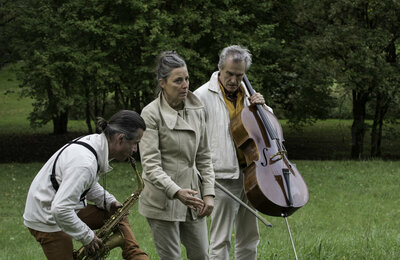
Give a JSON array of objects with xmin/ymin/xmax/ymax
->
[{"xmin": 28, "ymin": 204, "xmax": 149, "ymax": 260}]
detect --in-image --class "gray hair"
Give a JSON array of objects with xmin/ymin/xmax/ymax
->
[
  {"xmin": 97, "ymin": 110, "xmax": 146, "ymax": 140},
  {"xmin": 218, "ymin": 45, "xmax": 252, "ymax": 71},
  {"xmin": 155, "ymin": 51, "xmax": 186, "ymax": 95}
]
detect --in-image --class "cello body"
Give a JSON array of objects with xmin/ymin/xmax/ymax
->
[{"xmin": 230, "ymin": 76, "xmax": 309, "ymax": 217}]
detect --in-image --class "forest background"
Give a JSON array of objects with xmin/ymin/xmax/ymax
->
[{"xmin": 1, "ymin": 0, "xmax": 400, "ymax": 162}]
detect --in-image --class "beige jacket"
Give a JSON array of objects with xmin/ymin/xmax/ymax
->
[{"xmin": 138, "ymin": 91, "xmax": 215, "ymax": 221}]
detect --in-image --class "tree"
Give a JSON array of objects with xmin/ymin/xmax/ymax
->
[
  {"xmin": 14, "ymin": 0, "xmax": 78, "ymax": 133},
  {"xmin": 264, "ymin": 0, "xmax": 336, "ymax": 126},
  {"xmin": 0, "ymin": 0, "xmax": 25, "ymax": 66},
  {"xmin": 14, "ymin": 0, "xmax": 163, "ymax": 133},
  {"xmin": 368, "ymin": 7, "xmax": 400, "ymax": 157},
  {"xmin": 283, "ymin": 0, "xmax": 400, "ymax": 159},
  {"xmin": 12, "ymin": 0, "xmax": 281, "ymax": 134},
  {"xmin": 13, "ymin": 0, "xmax": 369, "ymax": 139}
]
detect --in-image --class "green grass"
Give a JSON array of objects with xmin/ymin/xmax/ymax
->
[
  {"xmin": 1, "ymin": 160, "xmax": 399, "ymax": 259},
  {"xmin": 0, "ymin": 63, "xmax": 35, "ymax": 131},
  {"xmin": 0, "ymin": 63, "xmax": 88, "ymax": 134}
]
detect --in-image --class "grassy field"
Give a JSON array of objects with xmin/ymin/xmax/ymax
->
[{"xmin": 1, "ymin": 160, "xmax": 399, "ymax": 259}]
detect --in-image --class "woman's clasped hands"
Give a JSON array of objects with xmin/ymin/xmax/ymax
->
[{"xmin": 175, "ymin": 189, "xmax": 214, "ymax": 218}]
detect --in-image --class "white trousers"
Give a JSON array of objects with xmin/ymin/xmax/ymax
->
[
  {"xmin": 209, "ymin": 175, "xmax": 260, "ymax": 260},
  {"xmin": 147, "ymin": 214, "xmax": 209, "ymax": 260}
]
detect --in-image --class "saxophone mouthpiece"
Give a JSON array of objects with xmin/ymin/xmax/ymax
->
[{"xmin": 129, "ymin": 155, "xmax": 136, "ymax": 164}]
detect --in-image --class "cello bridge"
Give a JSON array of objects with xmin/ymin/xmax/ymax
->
[{"xmin": 269, "ymin": 151, "xmax": 287, "ymax": 164}]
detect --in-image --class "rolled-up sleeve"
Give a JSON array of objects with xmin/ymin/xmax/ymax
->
[{"xmin": 86, "ymin": 182, "xmax": 116, "ymax": 212}]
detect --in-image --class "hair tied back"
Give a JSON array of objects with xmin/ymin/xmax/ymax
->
[{"xmin": 97, "ymin": 117, "xmax": 108, "ymax": 132}]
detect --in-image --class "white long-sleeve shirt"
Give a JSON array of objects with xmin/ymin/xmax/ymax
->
[{"xmin": 23, "ymin": 133, "xmax": 116, "ymax": 245}]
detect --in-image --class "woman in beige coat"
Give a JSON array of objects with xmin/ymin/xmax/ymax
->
[{"xmin": 139, "ymin": 51, "xmax": 215, "ymax": 260}]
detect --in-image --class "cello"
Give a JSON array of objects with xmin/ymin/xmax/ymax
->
[{"xmin": 230, "ymin": 74, "xmax": 309, "ymax": 259}]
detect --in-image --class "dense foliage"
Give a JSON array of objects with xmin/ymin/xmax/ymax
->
[
  {"xmin": 3, "ymin": 0, "xmax": 280, "ymax": 133},
  {"xmin": 1, "ymin": 0, "xmax": 399, "ymax": 159},
  {"xmin": 289, "ymin": 0, "xmax": 400, "ymax": 158}
]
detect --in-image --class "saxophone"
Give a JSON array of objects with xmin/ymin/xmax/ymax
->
[{"xmin": 73, "ymin": 156, "xmax": 143, "ymax": 260}]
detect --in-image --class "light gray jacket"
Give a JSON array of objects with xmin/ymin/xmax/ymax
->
[
  {"xmin": 194, "ymin": 71, "xmax": 273, "ymax": 180},
  {"xmin": 194, "ymin": 72, "xmax": 242, "ymax": 179},
  {"xmin": 138, "ymin": 91, "xmax": 215, "ymax": 221}
]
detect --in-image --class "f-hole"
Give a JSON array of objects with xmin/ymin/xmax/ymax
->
[{"xmin": 260, "ymin": 148, "xmax": 268, "ymax": 167}]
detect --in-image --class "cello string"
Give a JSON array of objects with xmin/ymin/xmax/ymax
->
[
  {"xmin": 243, "ymin": 75, "xmax": 278, "ymax": 140},
  {"xmin": 283, "ymin": 215, "xmax": 299, "ymax": 260}
]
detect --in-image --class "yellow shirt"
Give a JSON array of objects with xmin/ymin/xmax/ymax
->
[{"xmin": 219, "ymin": 82, "xmax": 247, "ymax": 167}]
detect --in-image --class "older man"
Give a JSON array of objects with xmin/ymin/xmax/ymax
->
[{"xmin": 195, "ymin": 45, "xmax": 272, "ymax": 260}]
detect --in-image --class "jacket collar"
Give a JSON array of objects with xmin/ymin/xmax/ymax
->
[
  {"xmin": 208, "ymin": 71, "xmax": 221, "ymax": 94},
  {"xmin": 158, "ymin": 91, "xmax": 203, "ymax": 130},
  {"xmin": 81, "ymin": 133, "xmax": 113, "ymax": 175},
  {"xmin": 99, "ymin": 133, "xmax": 112, "ymax": 174}
]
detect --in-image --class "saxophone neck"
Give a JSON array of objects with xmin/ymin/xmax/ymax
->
[{"xmin": 129, "ymin": 156, "xmax": 144, "ymax": 192}]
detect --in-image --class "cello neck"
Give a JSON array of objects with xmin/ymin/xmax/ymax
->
[
  {"xmin": 243, "ymin": 75, "xmax": 278, "ymax": 140},
  {"xmin": 243, "ymin": 74, "xmax": 256, "ymax": 96}
]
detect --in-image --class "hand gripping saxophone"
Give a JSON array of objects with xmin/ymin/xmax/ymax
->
[{"xmin": 73, "ymin": 157, "xmax": 144, "ymax": 260}]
